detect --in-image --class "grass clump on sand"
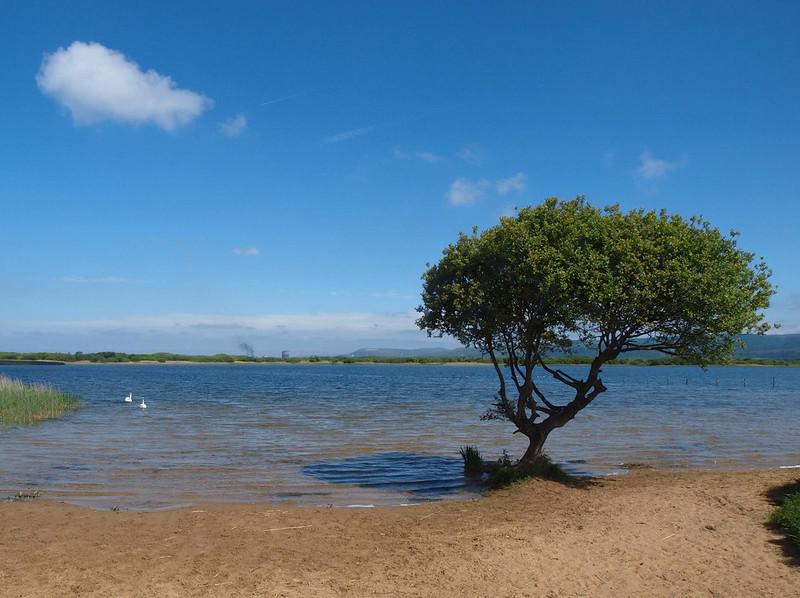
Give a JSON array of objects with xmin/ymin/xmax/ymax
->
[
  {"xmin": 459, "ymin": 446, "xmax": 573, "ymax": 488},
  {"xmin": 770, "ymin": 479, "xmax": 800, "ymax": 549},
  {"xmin": 0, "ymin": 375, "xmax": 81, "ymax": 425},
  {"xmin": 485, "ymin": 451, "xmax": 572, "ymax": 488}
]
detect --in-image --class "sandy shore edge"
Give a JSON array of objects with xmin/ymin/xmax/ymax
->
[{"xmin": 1, "ymin": 468, "xmax": 798, "ymax": 597}]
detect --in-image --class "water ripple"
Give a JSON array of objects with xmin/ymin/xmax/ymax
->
[{"xmin": 1, "ymin": 363, "xmax": 798, "ymax": 510}]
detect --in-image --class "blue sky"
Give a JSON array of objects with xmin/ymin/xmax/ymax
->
[{"xmin": 1, "ymin": 1, "xmax": 798, "ymax": 354}]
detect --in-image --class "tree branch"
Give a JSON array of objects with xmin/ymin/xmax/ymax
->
[
  {"xmin": 531, "ymin": 380, "xmax": 563, "ymax": 411},
  {"xmin": 537, "ymin": 355, "xmax": 581, "ymax": 389},
  {"xmin": 486, "ymin": 344, "xmax": 516, "ymax": 422}
]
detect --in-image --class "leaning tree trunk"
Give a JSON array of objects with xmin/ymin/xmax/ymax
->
[{"xmin": 516, "ymin": 429, "xmax": 550, "ymax": 471}]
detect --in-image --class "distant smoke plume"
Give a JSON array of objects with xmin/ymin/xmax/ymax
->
[{"xmin": 238, "ymin": 340, "xmax": 255, "ymax": 357}]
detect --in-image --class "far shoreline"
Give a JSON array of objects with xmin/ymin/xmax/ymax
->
[{"xmin": 1, "ymin": 358, "xmax": 798, "ymax": 368}]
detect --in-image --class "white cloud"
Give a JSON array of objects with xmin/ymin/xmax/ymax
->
[
  {"xmin": 321, "ymin": 126, "xmax": 375, "ymax": 144},
  {"xmin": 55, "ymin": 276, "xmax": 128, "ymax": 284},
  {"xmin": 415, "ymin": 151, "xmax": 443, "ymax": 163},
  {"xmin": 393, "ymin": 147, "xmax": 443, "ymax": 163},
  {"xmin": 36, "ymin": 41, "xmax": 212, "ymax": 131},
  {"xmin": 0, "ymin": 312, "xmax": 459, "ymax": 354},
  {"xmin": 233, "ymin": 247, "xmax": 260, "ymax": 257},
  {"xmin": 220, "ymin": 114, "xmax": 247, "ymax": 137},
  {"xmin": 446, "ymin": 173, "xmax": 527, "ymax": 206},
  {"xmin": 496, "ymin": 172, "xmax": 527, "ymax": 194},
  {"xmin": 10, "ymin": 313, "xmax": 416, "ymax": 334},
  {"xmin": 635, "ymin": 151, "xmax": 687, "ymax": 180},
  {"xmin": 446, "ymin": 178, "xmax": 490, "ymax": 206},
  {"xmin": 457, "ymin": 144, "xmax": 482, "ymax": 165}
]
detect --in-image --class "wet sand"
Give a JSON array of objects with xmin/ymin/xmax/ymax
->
[{"xmin": 1, "ymin": 469, "xmax": 798, "ymax": 597}]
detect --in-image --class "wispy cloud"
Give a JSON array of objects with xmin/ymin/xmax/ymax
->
[
  {"xmin": 446, "ymin": 178, "xmax": 490, "ymax": 206},
  {"xmin": 393, "ymin": 147, "xmax": 444, "ymax": 163},
  {"xmin": 321, "ymin": 126, "xmax": 376, "ymax": 145},
  {"xmin": 219, "ymin": 114, "xmax": 247, "ymax": 137},
  {"xmin": 260, "ymin": 92, "xmax": 303, "ymax": 107},
  {"xmin": 36, "ymin": 41, "xmax": 212, "ymax": 131},
  {"xmin": 446, "ymin": 172, "xmax": 527, "ymax": 206},
  {"xmin": 457, "ymin": 144, "xmax": 482, "ymax": 165},
  {"xmin": 55, "ymin": 276, "xmax": 129, "ymax": 284},
  {"xmin": 496, "ymin": 172, "xmax": 527, "ymax": 194},
  {"xmin": 635, "ymin": 151, "xmax": 687, "ymax": 180},
  {"xmin": 233, "ymin": 246, "xmax": 260, "ymax": 257}
]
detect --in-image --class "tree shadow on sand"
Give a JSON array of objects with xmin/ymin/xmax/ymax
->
[{"xmin": 764, "ymin": 479, "xmax": 800, "ymax": 567}]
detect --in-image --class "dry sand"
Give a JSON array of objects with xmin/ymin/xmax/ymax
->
[{"xmin": 1, "ymin": 468, "xmax": 798, "ymax": 597}]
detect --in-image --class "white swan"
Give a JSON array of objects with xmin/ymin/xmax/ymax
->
[
  {"xmin": 138, "ymin": 398, "xmax": 147, "ymax": 409},
  {"xmin": 124, "ymin": 392, "xmax": 133, "ymax": 403}
]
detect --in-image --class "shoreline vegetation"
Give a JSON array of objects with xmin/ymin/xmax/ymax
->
[
  {"xmin": 1, "ymin": 351, "xmax": 799, "ymax": 367},
  {"xmin": 0, "ymin": 375, "xmax": 81, "ymax": 425},
  {"xmin": 770, "ymin": 479, "xmax": 800, "ymax": 550}
]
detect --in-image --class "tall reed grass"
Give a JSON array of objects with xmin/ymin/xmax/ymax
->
[{"xmin": 0, "ymin": 375, "xmax": 81, "ymax": 425}]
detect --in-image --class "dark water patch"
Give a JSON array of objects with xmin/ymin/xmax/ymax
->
[{"xmin": 304, "ymin": 451, "xmax": 478, "ymax": 499}]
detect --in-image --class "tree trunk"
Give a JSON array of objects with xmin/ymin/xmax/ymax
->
[{"xmin": 516, "ymin": 430, "xmax": 549, "ymax": 471}]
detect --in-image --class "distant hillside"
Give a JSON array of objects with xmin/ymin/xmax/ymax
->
[
  {"xmin": 734, "ymin": 333, "xmax": 800, "ymax": 359},
  {"xmin": 348, "ymin": 334, "xmax": 800, "ymax": 361}
]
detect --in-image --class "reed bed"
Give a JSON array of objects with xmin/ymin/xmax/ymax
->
[{"xmin": 0, "ymin": 375, "xmax": 81, "ymax": 425}]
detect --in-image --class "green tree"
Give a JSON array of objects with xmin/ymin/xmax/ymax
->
[{"xmin": 417, "ymin": 197, "xmax": 773, "ymax": 469}]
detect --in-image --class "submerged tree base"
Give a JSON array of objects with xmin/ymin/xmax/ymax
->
[
  {"xmin": 0, "ymin": 376, "xmax": 81, "ymax": 425},
  {"xmin": 459, "ymin": 446, "xmax": 574, "ymax": 488},
  {"xmin": 484, "ymin": 452, "xmax": 573, "ymax": 488}
]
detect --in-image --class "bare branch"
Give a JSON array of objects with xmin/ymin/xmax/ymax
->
[
  {"xmin": 504, "ymin": 337, "xmax": 523, "ymax": 392},
  {"xmin": 531, "ymin": 380, "xmax": 563, "ymax": 411},
  {"xmin": 486, "ymin": 344, "xmax": 516, "ymax": 422},
  {"xmin": 537, "ymin": 355, "xmax": 581, "ymax": 389}
]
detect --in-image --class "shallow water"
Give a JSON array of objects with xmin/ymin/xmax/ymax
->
[{"xmin": 0, "ymin": 364, "xmax": 798, "ymax": 509}]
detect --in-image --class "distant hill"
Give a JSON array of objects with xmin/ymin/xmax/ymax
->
[
  {"xmin": 734, "ymin": 333, "xmax": 800, "ymax": 359},
  {"xmin": 348, "ymin": 334, "xmax": 800, "ymax": 361}
]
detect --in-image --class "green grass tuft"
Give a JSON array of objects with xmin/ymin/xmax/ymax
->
[
  {"xmin": 0, "ymin": 375, "xmax": 81, "ymax": 426},
  {"xmin": 770, "ymin": 479, "xmax": 800, "ymax": 549},
  {"xmin": 459, "ymin": 445, "xmax": 484, "ymax": 475},
  {"xmin": 486, "ymin": 451, "xmax": 572, "ymax": 488}
]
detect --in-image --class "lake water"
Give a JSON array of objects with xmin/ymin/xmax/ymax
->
[{"xmin": 1, "ymin": 364, "xmax": 798, "ymax": 510}]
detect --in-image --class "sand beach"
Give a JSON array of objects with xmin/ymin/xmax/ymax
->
[{"xmin": 1, "ymin": 468, "xmax": 797, "ymax": 597}]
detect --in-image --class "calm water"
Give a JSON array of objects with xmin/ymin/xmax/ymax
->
[{"xmin": 1, "ymin": 364, "xmax": 798, "ymax": 510}]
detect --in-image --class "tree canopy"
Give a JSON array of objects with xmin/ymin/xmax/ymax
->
[{"xmin": 417, "ymin": 197, "xmax": 774, "ymax": 466}]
